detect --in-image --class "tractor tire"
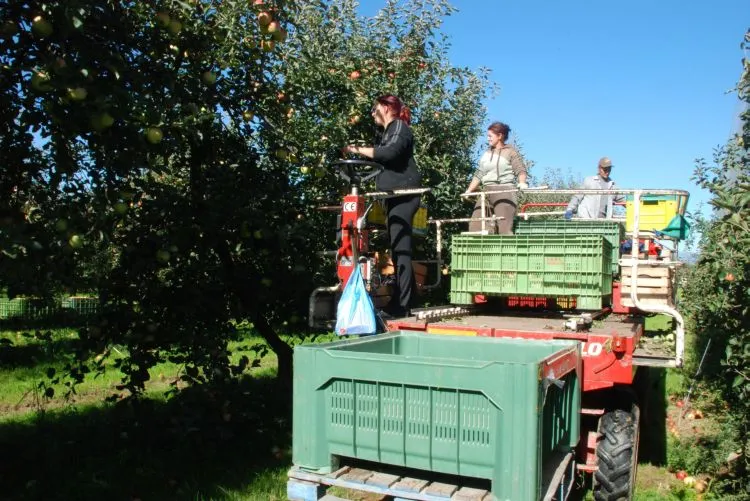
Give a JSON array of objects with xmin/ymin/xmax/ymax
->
[{"xmin": 593, "ymin": 408, "xmax": 640, "ymax": 501}]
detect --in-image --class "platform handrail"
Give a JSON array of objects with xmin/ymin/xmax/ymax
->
[
  {"xmin": 463, "ymin": 187, "xmax": 689, "ymax": 200},
  {"xmin": 627, "ymin": 190, "xmax": 685, "ymax": 367},
  {"xmin": 363, "ymin": 187, "xmax": 431, "ymax": 199},
  {"xmin": 432, "ymin": 187, "xmax": 689, "ymax": 368}
]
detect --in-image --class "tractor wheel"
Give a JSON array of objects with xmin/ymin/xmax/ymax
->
[{"xmin": 593, "ymin": 407, "xmax": 640, "ymax": 501}]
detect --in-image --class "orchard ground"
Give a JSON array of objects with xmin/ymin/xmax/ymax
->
[{"xmin": 0, "ymin": 316, "xmax": 730, "ymax": 500}]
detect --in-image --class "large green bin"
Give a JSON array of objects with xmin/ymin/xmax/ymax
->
[
  {"xmin": 450, "ymin": 234, "xmax": 612, "ymax": 310},
  {"xmin": 513, "ymin": 219, "xmax": 624, "ymax": 275},
  {"xmin": 292, "ymin": 331, "xmax": 581, "ymax": 501}
]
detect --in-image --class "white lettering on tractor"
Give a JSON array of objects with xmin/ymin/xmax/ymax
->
[
  {"xmin": 343, "ymin": 202, "xmax": 357, "ymax": 212},
  {"xmin": 582, "ymin": 342, "xmax": 603, "ymax": 357}
]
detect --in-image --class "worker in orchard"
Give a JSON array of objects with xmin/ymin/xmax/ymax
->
[
  {"xmin": 565, "ymin": 157, "xmax": 624, "ymax": 219},
  {"xmin": 342, "ymin": 95, "xmax": 421, "ymax": 318},
  {"xmin": 464, "ymin": 122, "xmax": 528, "ymax": 234}
]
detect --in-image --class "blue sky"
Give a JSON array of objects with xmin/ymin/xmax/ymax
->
[{"xmin": 360, "ymin": 0, "xmax": 748, "ymax": 216}]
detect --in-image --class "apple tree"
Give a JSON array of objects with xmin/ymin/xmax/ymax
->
[
  {"xmin": 681, "ymin": 29, "xmax": 750, "ymax": 494},
  {"xmin": 0, "ymin": 0, "xmax": 307, "ymax": 390},
  {"xmin": 0, "ymin": 0, "xmax": 496, "ymax": 392},
  {"xmin": 267, "ymin": 0, "xmax": 496, "ymax": 288}
]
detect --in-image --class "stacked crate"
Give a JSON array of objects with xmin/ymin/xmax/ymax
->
[
  {"xmin": 514, "ymin": 219, "xmax": 624, "ymax": 275},
  {"xmin": 619, "ymin": 259, "xmax": 675, "ymax": 307},
  {"xmin": 449, "ymin": 234, "xmax": 613, "ymax": 310},
  {"xmin": 0, "ymin": 296, "xmax": 100, "ymax": 321}
]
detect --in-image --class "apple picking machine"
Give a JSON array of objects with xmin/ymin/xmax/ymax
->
[{"xmin": 295, "ymin": 159, "xmax": 691, "ymax": 501}]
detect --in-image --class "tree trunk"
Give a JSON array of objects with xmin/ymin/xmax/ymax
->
[
  {"xmin": 191, "ymin": 130, "xmax": 294, "ymax": 386},
  {"xmin": 213, "ymin": 240, "xmax": 293, "ymax": 386},
  {"xmin": 250, "ymin": 310, "xmax": 293, "ymax": 386}
]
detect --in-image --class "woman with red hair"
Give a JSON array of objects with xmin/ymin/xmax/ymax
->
[{"xmin": 343, "ymin": 95, "xmax": 422, "ymax": 317}]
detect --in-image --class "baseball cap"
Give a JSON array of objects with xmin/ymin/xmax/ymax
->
[{"xmin": 598, "ymin": 157, "xmax": 613, "ymax": 169}]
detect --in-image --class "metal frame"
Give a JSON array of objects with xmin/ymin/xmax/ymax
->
[
  {"xmin": 427, "ymin": 187, "xmax": 690, "ymax": 368},
  {"xmin": 313, "ymin": 182, "xmax": 691, "ymax": 367},
  {"xmin": 384, "ymin": 316, "xmax": 641, "ymax": 393}
]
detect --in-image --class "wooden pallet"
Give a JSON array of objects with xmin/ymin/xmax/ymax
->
[
  {"xmin": 287, "ymin": 452, "xmax": 575, "ymax": 501},
  {"xmin": 620, "ymin": 261, "xmax": 674, "ymax": 307},
  {"xmin": 288, "ymin": 465, "xmax": 490, "ymax": 501}
]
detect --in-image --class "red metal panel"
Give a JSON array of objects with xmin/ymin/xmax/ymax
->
[
  {"xmin": 612, "ymin": 281, "xmax": 636, "ymax": 315},
  {"xmin": 385, "ymin": 319, "xmax": 427, "ymax": 332},
  {"xmin": 492, "ymin": 329, "xmax": 588, "ymax": 341},
  {"xmin": 337, "ymin": 194, "xmax": 368, "ymax": 285},
  {"xmin": 580, "ymin": 408, "xmax": 605, "ymax": 416},
  {"xmin": 540, "ymin": 346, "xmax": 580, "ymax": 382},
  {"xmin": 582, "ymin": 429, "xmax": 599, "ymax": 471},
  {"xmin": 386, "ymin": 316, "xmax": 642, "ymax": 393},
  {"xmin": 486, "ymin": 328, "xmax": 640, "ymax": 392},
  {"xmin": 580, "ymin": 333, "xmax": 637, "ymax": 391}
]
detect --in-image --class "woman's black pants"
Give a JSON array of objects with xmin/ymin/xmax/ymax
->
[{"xmin": 385, "ymin": 194, "xmax": 421, "ymax": 313}]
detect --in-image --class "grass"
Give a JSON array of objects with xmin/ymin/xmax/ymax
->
[
  {"xmin": 0, "ymin": 325, "xmax": 297, "ymax": 501},
  {"xmin": 623, "ymin": 315, "xmax": 732, "ymax": 500},
  {"xmin": 644, "ymin": 313, "xmax": 676, "ymax": 335},
  {"xmin": 0, "ymin": 376, "xmax": 293, "ymax": 500},
  {"xmin": 581, "ymin": 464, "xmax": 702, "ymax": 500},
  {"xmin": 0, "ymin": 319, "xmax": 728, "ymax": 500},
  {"xmin": 0, "ymin": 327, "xmax": 283, "ymax": 419}
]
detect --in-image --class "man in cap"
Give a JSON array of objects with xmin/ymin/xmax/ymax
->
[{"xmin": 565, "ymin": 157, "xmax": 625, "ymax": 219}]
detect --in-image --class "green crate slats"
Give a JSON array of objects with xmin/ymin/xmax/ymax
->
[
  {"xmin": 0, "ymin": 298, "xmax": 21, "ymax": 319},
  {"xmin": 63, "ymin": 296, "xmax": 99, "ymax": 316},
  {"xmin": 450, "ymin": 234, "xmax": 613, "ymax": 310},
  {"xmin": 293, "ymin": 332, "xmax": 581, "ymax": 501},
  {"xmin": 0, "ymin": 297, "xmax": 99, "ymax": 320},
  {"xmin": 513, "ymin": 219, "xmax": 623, "ymax": 275},
  {"xmin": 0, "ymin": 298, "xmax": 57, "ymax": 319}
]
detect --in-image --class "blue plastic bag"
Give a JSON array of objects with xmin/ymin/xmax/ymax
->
[{"xmin": 335, "ymin": 265, "xmax": 376, "ymax": 336}]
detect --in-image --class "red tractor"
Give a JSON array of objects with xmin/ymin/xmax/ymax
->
[
  {"xmin": 305, "ymin": 159, "xmax": 690, "ymax": 500},
  {"xmin": 308, "ymin": 159, "xmax": 431, "ymax": 326}
]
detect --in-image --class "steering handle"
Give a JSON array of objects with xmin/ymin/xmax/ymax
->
[{"xmin": 330, "ymin": 159, "xmax": 384, "ymax": 185}]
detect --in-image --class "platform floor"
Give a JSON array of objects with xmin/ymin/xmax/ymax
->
[{"xmin": 392, "ymin": 311, "xmax": 643, "ymax": 338}]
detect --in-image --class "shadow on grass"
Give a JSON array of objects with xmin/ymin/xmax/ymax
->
[
  {"xmin": 0, "ymin": 335, "xmax": 83, "ymax": 370},
  {"xmin": 635, "ymin": 366, "xmax": 668, "ymax": 465},
  {"xmin": 0, "ymin": 313, "xmax": 94, "ymax": 332},
  {"xmin": 0, "ymin": 375, "xmax": 292, "ymax": 501}
]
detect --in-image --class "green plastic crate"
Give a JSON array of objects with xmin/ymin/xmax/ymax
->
[
  {"xmin": 61, "ymin": 296, "xmax": 99, "ymax": 316},
  {"xmin": 0, "ymin": 296, "xmax": 100, "ymax": 321},
  {"xmin": 0, "ymin": 298, "xmax": 57, "ymax": 319},
  {"xmin": 513, "ymin": 219, "xmax": 623, "ymax": 275},
  {"xmin": 293, "ymin": 331, "xmax": 581, "ymax": 501},
  {"xmin": 450, "ymin": 234, "xmax": 612, "ymax": 310},
  {"xmin": 0, "ymin": 298, "xmax": 22, "ymax": 319}
]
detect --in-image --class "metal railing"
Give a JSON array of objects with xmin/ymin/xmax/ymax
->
[{"xmin": 428, "ymin": 187, "xmax": 690, "ymax": 367}]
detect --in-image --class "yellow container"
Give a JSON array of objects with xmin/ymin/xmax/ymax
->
[
  {"xmin": 413, "ymin": 206, "xmax": 428, "ymax": 234},
  {"xmin": 367, "ymin": 200, "xmax": 388, "ymax": 226},
  {"xmin": 625, "ymin": 195, "xmax": 678, "ymax": 232},
  {"xmin": 367, "ymin": 201, "xmax": 428, "ymax": 235}
]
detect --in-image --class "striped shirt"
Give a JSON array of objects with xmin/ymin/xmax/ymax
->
[{"xmin": 472, "ymin": 146, "xmax": 527, "ymax": 186}]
